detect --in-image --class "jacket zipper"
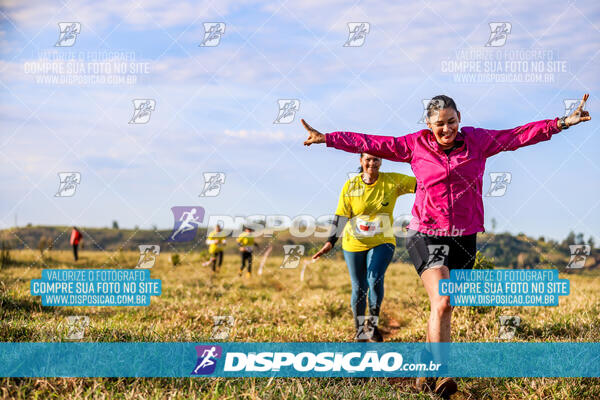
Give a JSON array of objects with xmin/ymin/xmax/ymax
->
[{"xmin": 445, "ymin": 152, "xmax": 452, "ymax": 234}]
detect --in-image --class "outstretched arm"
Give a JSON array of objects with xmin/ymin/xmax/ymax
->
[
  {"xmin": 302, "ymin": 119, "xmax": 415, "ymax": 162},
  {"xmin": 480, "ymin": 94, "xmax": 591, "ymax": 158}
]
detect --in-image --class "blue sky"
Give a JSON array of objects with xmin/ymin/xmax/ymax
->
[{"xmin": 0, "ymin": 0, "xmax": 599, "ymax": 242}]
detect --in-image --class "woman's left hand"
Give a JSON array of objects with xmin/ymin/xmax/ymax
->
[{"xmin": 565, "ymin": 93, "xmax": 591, "ymax": 127}]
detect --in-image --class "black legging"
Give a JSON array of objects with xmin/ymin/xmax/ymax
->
[
  {"xmin": 240, "ymin": 251, "xmax": 252, "ymax": 273},
  {"xmin": 72, "ymin": 244, "xmax": 79, "ymax": 261},
  {"xmin": 211, "ymin": 251, "xmax": 223, "ymax": 271}
]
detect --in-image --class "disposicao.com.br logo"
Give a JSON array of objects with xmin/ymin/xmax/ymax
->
[{"xmin": 191, "ymin": 347, "xmax": 441, "ymax": 375}]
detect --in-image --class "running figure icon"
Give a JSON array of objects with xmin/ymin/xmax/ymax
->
[
  {"xmin": 193, "ymin": 347, "xmax": 217, "ymax": 373},
  {"xmin": 168, "ymin": 206, "xmax": 205, "ymax": 242},
  {"xmin": 191, "ymin": 345, "xmax": 222, "ymax": 375},
  {"xmin": 171, "ymin": 208, "xmax": 202, "ymax": 240}
]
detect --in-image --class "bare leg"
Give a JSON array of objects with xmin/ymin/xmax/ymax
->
[{"xmin": 421, "ymin": 266, "xmax": 452, "ymax": 364}]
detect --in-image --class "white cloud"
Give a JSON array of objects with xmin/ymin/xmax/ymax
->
[
  {"xmin": 223, "ymin": 128, "xmax": 285, "ymax": 141},
  {"xmin": 1, "ymin": 0, "xmax": 255, "ymax": 30}
]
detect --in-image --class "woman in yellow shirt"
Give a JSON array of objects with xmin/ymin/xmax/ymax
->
[
  {"xmin": 236, "ymin": 226, "xmax": 259, "ymax": 277},
  {"xmin": 206, "ymin": 224, "xmax": 226, "ymax": 272},
  {"xmin": 313, "ymin": 153, "xmax": 416, "ymax": 342}
]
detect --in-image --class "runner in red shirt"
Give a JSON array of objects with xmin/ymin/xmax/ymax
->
[{"xmin": 70, "ymin": 226, "xmax": 82, "ymax": 261}]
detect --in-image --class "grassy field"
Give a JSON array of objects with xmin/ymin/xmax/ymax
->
[{"xmin": 1, "ymin": 249, "xmax": 599, "ymax": 399}]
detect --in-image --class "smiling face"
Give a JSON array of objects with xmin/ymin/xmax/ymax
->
[
  {"xmin": 360, "ymin": 153, "xmax": 382, "ymax": 176},
  {"xmin": 426, "ymin": 107, "xmax": 461, "ymax": 149}
]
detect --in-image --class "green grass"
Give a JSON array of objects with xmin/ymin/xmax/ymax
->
[{"xmin": 1, "ymin": 249, "xmax": 599, "ymax": 399}]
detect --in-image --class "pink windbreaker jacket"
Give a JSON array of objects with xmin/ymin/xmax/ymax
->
[{"xmin": 326, "ymin": 118, "xmax": 561, "ymax": 236}]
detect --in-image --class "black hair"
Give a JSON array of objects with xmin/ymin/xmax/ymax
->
[
  {"xmin": 357, "ymin": 153, "xmax": 364, "ymax": 173},
  {"xmin": 426, "ymin": 95, "xmax": 458, "ymax": 120}
]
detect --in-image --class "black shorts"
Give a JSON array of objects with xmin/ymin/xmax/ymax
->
[{"xmin": 405, "ymin": 230, "xmax": 477, "ymax": 277}]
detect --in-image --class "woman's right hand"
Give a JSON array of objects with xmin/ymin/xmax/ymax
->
[
  {"xmin": 312, "ymin": 242, "xmax": 333, "ymax": 260},
  {"xmin": 302, "ymin": 119, "xmax": 326, "ymax": 146}
]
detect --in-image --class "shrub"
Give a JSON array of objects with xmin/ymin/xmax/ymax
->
[{"xmin": 474, "ymin": 250, "xmax": 495, "ymax": 269}]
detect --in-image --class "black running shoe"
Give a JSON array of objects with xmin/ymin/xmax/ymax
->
[
  {"xmin": 368, "ymin": 325, "xmax": 384, "ymax": 342},
  {"xmin": 364, "ymin": 317, "xmax": 383, "ymax": 342}
]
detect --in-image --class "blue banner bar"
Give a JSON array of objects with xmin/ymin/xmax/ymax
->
[{"xmin": 1, "ymin": 343, "xmax": 598, "ymax": 377}]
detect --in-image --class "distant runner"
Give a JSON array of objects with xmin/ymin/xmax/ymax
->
[
  {"xmin": 70, "ymin": 226, "xmax": 82, "ymax": 261},
  {"xmin": 206, "ymin": 224, "xmax": 226, "ymax": 272},
  {"xmin": 237, "ymin": 226, "xmax": 259, "ymax": 277}
]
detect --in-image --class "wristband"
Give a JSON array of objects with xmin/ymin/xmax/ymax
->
[{"xmin": 559, "ymin": 116, "xmax": 569, "ymax": 130}]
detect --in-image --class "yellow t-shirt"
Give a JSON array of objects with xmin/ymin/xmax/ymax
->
[
  {"xmin": 207, "ymin": 230, "xmax": 226, "ymax": 254},
  {"xmin": 335, "ymin": 172, "xmax": 416, "ymax": 252},
  {"xmin": 236, "ymin": 232, "xmax": 255, "ymax": 252}
]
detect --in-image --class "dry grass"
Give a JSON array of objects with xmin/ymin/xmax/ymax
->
[{"xmin": 1, "ymin": 249, "xmax": 599, "ymax": 399}]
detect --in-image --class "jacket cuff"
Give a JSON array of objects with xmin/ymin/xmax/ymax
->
[
  {"xmin": 325, "ymin": 132, "xmax": 335, "ymax": 147},
  {"xmin": 550, "ymin": 117, "xmax": 562, "ymax": 134}
]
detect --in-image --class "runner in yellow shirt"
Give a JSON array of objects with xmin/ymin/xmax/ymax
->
[
  {"xmin": 313, "ymin": 153, "xmax": 416, "ymax": 342},
  {"xmin": 236, "ymin": 226, "xmax": 259, "ymax": 277},
  {"xmin": 206, "ymin": 224, "xmax": 226, "ymax": 272}
]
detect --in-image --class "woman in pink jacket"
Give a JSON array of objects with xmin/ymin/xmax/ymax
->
[{"xmin": 302, "ymin": 94, "xmax": 590, "ymax": 396}]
